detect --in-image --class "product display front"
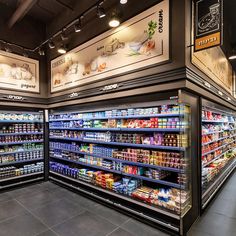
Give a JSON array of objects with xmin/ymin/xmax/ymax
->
[
  {"xmin": 0, "ymin": 111, "xmax": 44, "ymax": 189},
  {"xmin": 48, "ymin": 101, "xmax": 192, "ymax": 223},
  {"xmin": 201, "ymin": 100, "xmax": 236, "ymax": 208}
]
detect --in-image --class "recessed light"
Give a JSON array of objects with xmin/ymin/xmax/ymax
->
[
  {"xmin": 109, "ymin": 17, "xmax": 120, "ymax": 28},
  {"xmin": 120, "ymin": 0, "xmax": 127, "ymax": 4}
]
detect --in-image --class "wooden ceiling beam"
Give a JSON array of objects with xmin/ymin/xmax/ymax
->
[{"xmin": 7, "ymin": 0, "xmax": 38, "ymax": 28}]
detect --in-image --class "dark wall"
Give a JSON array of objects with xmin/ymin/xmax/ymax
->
[{"xmin": 0, "ymin": 4, "xmax": 47, "ymax": 98}]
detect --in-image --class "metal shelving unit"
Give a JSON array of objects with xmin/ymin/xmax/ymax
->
[{"xmin": 0, "ymin": 111, "xmax": 45, "ymax": 187}]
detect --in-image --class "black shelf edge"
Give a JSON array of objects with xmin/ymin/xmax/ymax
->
[{"xmin": 0, "ymin": 171, "xmax": 44, "ymax": 183}]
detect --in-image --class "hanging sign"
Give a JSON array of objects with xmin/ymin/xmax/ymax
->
[
  {"xmin": 194, "ymin": 0, "xmax": 223, "ymax": 52},
  {"xmin": 51, "ymin": 0, "xmax": 169, "ymax": 93}
]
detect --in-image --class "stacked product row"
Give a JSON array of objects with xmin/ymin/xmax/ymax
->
[
  {"xmin": 49, "ymin": 104, "xmax": 191, "ymax": 216},
  {"xmin": 201, "ymin": 109, "xmax": 236, "ymax": 205},
  {"xmin": 0, "ymin": 162, "xmax": 44, "ymax": 180},
  {"xmin": 49, "ymin": 105, "xmax": 188, "ymax": 120},
  {"xmin": 50, "ymin": 130, "xmax": 188, "ymax": 147}
]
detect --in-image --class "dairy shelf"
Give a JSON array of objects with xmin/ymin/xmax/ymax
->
[
  {"xmin": 0, "ymin": 158, "xmax": 44, "ymax": 167},
  {"xmin": 49, "ymin": 127, "xmax": 185, "ymax": 132},
  {"xmin": 50, "ymin": 155, "xmax": 184, "ymax": 189},
  {"xmin": 49, "ymin": 136, "xmax": 185, "ymax": 151},
  {"xmin": 49, "ymin": 147, "xmax": 184, "ymax": 173},
  {"xmin": 0, "ymin": 120, "xmax": 43, "ymax": 123},
  {"xmin": 0, "ymin": 171, "xmax": 44, "ymax": 183},
  {"xmin": 0, "ymin": 148, "xmax": 43, "ymax": 156},
  {"xmin": 49, "ymin": 113, "xmax": 185, "ymax": 122},
  {"xmin": 0, "ymin": 132, "xmax": 43, "ymax": 136},
  {"xmin": 202, "ymin": 149, "xmax": 233, "ymax": 167},
  {"xmin": 0, "ymin": 140, "xmax": 44, "ymax": 146},
  {"xmin": 202, "ymin": 140, "xmax": 236, "ymax": 156}
]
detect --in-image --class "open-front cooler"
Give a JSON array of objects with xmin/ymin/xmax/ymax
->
[
  {"xmin": 48, "ymin": 95, "xmax": 194, "ymax": 234},
  {"xmin": 0, "ymin": 110, "xmax": 45, "ymax": 190},
  {"xmin": 201, "ymin": 99, "xmax": 236, "ymax": 208}
]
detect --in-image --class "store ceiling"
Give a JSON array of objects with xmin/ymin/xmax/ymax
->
[{"xmin": 0, "ymin": 0, "xmax": 236, "ymax": 70}]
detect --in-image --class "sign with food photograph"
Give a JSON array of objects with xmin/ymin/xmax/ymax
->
[
  {"xmin": 51, "ymin": 0, "xmax": 169, "ymax": 93},
  {"xmin": 194, "ymin": 0, "xmax": 223, "ymax": 52},
  {"xmin": 192, "ymin": 46, "xmax": 233, "ymax": 94},
  {"xmin": 0, "ymin": 50, "xmax": 39, "ymax": 93}
]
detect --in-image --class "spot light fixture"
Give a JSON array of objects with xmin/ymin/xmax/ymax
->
[
  {"xmin": 74, "ymin": 19, "xmax": 82, "ymax": 33},
  {"xmin": 58, "ymin": 44, "xmax": 67, "ymax": 54},
  {"xmin": 120, "ymin": 0, "xmax": 128, "ymax": 4},
  {"xmin": 109, "ymin": 14, "xmax": 120, "ymax": 28},
  {"xmin": 97, "ymin": 5, "xmax": 106, "ymax": 18},
  {"xmin": 38, "ymin": 47, "xmax": 45, "ymax": 56},
  {"xmin": 61, "ymin": 29, "xmax": 68, "ymax": 41},
  {"xmin": 48, "ymin": 40, "xmax": 55, "ymax": 49}
]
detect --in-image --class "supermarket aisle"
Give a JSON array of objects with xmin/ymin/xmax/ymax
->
[
  {"xmin": 188, "ymin": 170, "xmax": 236, "ymax": 236},
  {"xmin": 0, "ymin": 171, "xmax": 235, "ymax": 236}
]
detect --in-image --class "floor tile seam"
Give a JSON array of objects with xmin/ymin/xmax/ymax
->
[
  {"xmin": 14, "ymin": 199, "xmax": 51, "ymax": 230},
  {"xmin": 105, "ymin": 218, "xmax": 132, "ymax": 236},
  {"xmin": 85, "ymin": 207, "xmax": 131, "ymax": 227},
  {"xmin": 0, "ymin": 210, "xmax": 27, "ymax": 225},
  {"xmin": 27, "ymin": 196, "xmax": 67, "ymax": 211},
  {"xmin": 48, "ymin": 208, "xmax": 87, "ymax": 229}
]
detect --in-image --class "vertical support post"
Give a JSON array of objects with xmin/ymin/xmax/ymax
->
[{"xmin": 44, "ymin": 109, "xmax": 49, "ymax": 181}]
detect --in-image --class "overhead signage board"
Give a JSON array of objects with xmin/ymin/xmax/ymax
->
[
  {"xmin": 51, "ymin": 0, "xmax": 169, "ymax": 93},
  {"xmin": 194, "ymin": 0, "xmax": 223, "ymax": 52},
  {"xmin": 0, "ymin": 50, "xmax": 39, "ymax": 93}
]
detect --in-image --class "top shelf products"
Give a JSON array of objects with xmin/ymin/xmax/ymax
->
[
  {"xmin": 202, "ymin": 110, "xmax": 236, "ymax": 123},
  {"xmin": 0, "ymin": 113, "xmax": 43, "ymax": 123},
  {"xmin": 49, "ymin": 105, "xmax": 190, "ymax": 121}
]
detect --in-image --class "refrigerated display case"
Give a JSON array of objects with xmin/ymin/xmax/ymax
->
[
  {"xmin": 201, "ymin": 99, "xmax": 236, "ymax": 208},
  {"xmin": 0, "ymin": 110, "xmax": 45, "ymax": 190},
  {"xmin": 48, "ymin": 97, "xmax": 193, "ymax": 234}
]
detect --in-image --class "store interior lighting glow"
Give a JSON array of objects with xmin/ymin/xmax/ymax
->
[
  {"xmin": 58, "ymin": 45, "xmax": 67, "ymax": 54},
  {"xmin": 109, "ymin": 17, "xmax": 120, "ymax": 27},
  {"xmin": 229, "ymin": 55, "xmax": 236, "ymax": 60},
  {"xmin": 120, "ymin": 0, "xmax": 127, "ymax": 4}
]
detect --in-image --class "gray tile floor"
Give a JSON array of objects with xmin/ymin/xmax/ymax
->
[{"xmin": 0, "ymin": 170, "xmax": 235, "ymax": 236}]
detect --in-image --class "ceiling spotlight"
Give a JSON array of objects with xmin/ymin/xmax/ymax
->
[
  {"xmin": 74, "ymin": 19, "xmax": 82, "ymax": 33},
  {"xmin": 58, "ymin": 44, "xmax": 67, "ymax": 54},
  {"xmin": 38, "ymin": 47, "xmax": 45, "ymax": 56},
  {"xmin": 61, "ymin": 29, "xmax": 68, "ymax": 41},
  {"xmin": 97, "ymin": 5, "xmax": 106, "ymax": 18},
  {"xmin": 228, "ymin": 97, "xmax": 231, "ymax": 101},
  {"xmin": 109, "ymin": 15, "xmax": 120, "ymax": 28},
  {"xmin": 120, "ymin": 0, "xmax": 128, "ymax": 4},
  {"xmin": 48, "ymin": 40, "xmax": 55, "ymax": 49}
]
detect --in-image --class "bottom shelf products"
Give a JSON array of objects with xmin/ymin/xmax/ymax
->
[
  {"xmin": 0, "ymin": 162, "xmax": 44, "ymax": 180},
  {"xmin": 50, "ymin": 161, "xmax": 190, "ymax": 214}
]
